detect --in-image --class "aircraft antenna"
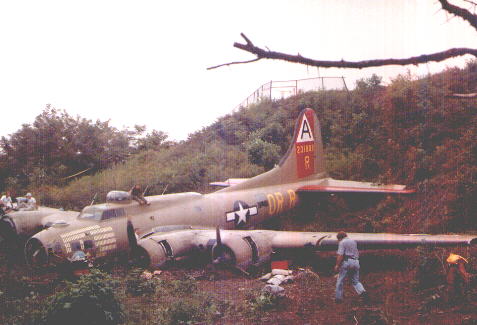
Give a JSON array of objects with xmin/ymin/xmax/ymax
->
[
  {"xmin": 216, "ymin": 226, "xmax": 222, "ymax": 247},
  {"xmin": 142, "ymin": 185, "xmax": 149, "ymax": 197},
  {"xmin": 90, "ymin": 193, "xmax": 97, "ymax": 206}
]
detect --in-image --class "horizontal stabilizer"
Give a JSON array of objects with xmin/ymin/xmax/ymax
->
[
  {"xmin": 210, "ymin": 178, "xmax": 249, "ymax": 187},
  {"xmin": 297, "ymin": 179, "xmax": 415, "ymax": 194}
]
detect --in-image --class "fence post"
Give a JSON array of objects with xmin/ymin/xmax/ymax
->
[
  {"xmin": 342, "ymin": 76, "xmax": 349, "ymax": 91},
  {"xmin": 269, "ymin": 81, "xmax": 272, "ymax": 101}
]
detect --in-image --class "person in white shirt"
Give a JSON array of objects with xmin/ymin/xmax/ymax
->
[
  {"xmin": 25, "ymin": 193, "xmax": 37, "ymax": 210},
  {"xmin": 1, "ymin": 191, "xmax": 13, "ymax": 210}
]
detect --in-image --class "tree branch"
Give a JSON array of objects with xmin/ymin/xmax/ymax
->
[
  {"xmin": 212, "ymin": 2, "xmax": 477, "ymax": 71},
  {"xmin": 230, "ymin": 34, "xmax": 477, "ymax": 69},
  {"xmin": 207, "ymin": 58, "xmax": 261, "ymax": 70},
  {"xmin": 462, "ymin": 0, "xmax": 477, "ymax": 6},
  {"xmin": 439, "ymin": 0, "xmax": 477, "ymax": 30}
]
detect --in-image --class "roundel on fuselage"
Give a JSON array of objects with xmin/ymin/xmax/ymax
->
[{"xmin": 225, "ymin": 200, "xmax": 258, "ymax": 228}]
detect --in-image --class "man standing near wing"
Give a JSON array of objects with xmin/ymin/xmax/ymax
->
[{"xmin": 334, "ymin": 231, "xmax": 369, "ymax": 303}]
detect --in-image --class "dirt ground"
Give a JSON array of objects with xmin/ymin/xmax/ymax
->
[
  {"xmin": 154, "ymin": 250, "xmax": 477, "ymax": 324},
  {"xmin": 1, "ymin": 249, "xmax": 477, "ymax": 324}
]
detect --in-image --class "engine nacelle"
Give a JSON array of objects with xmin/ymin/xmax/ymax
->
[
  {"xmin": 135, "ymin": 230, "xmax": 200, "ymax": 269},
  {"xmin": 0, "ymin": 209, "xmax": 77, "ymax": 244},
  {"xmin": 0, "ymin": 212, "xmax": 44, "ymax": 241},
  {"xmin": 212, "ymin": 233, "xmax": 273, "ymax": 272}
]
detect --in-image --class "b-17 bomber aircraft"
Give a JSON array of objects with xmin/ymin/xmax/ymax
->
[{"xmin": 16, "ymin": 108, "xmax": 476, "ymax": 272}]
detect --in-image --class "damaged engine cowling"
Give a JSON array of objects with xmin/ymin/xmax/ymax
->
[
  {"xmin": 211, "ymin": 232, "xmax": 273, "ymax": 273},
  {"xmin": 135, "ymin": 229, "xmax": 273, "ymax": 273},
  {"xmin": 133, "ymin": 227, "xmax": 199, "ymax": 269}
]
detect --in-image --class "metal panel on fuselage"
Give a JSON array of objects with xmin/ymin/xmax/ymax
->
[{"xmin": 124, "ymin": 184, "xmax": 301, "ymax": 234}]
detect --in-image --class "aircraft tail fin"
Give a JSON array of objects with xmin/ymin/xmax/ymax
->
[{"xmin": 220, "ymin": 108, "xmax": 326, "ymax": 191}]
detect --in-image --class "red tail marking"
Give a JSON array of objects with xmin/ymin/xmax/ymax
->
[{"xmin": 296, "ymin": 110, "xmax": 315, "ymax": 178}]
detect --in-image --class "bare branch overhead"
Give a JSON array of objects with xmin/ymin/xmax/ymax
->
[
  {"xmin": 210, "ymin": 2, "xmax": 477, "ymax": 71},
  {"xmin": 219, "ymin": 33, "xmax": 477, "ymax": 70},
  {"xmin": 439, "ymin": 0, "xmax": 477, "ymax": 30}
]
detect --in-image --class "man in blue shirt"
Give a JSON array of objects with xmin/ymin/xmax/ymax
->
[{"xmin": 334, "ymin": 231, "xmax": 368, "ymax": 303}]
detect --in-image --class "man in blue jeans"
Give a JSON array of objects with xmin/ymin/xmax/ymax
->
[{"xmin": 334, "ymin": 231, "xmax": 369, "ymax": 303}]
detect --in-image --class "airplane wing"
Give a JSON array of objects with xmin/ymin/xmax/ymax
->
[
  {"xmin": 0, "ymin": 207, "xmax": 77, "ymax": 242},
  {"xmin": 297, "ymin": 178, "xmax": 415, "ymax": 194},
  {"xmin": 135, "ymin": 228, "xmax": 476, "ymax": 271}
]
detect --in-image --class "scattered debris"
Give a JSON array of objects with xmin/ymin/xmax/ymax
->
[
  {"xmin": 258, "ymin": 268, "xmax": 297, "ymax": 298},
  {"xmin": 260, "ymin": 273, "xmax": 272, "ymax": 281},
  {"xmin": 141, "ymin": 271, "xmax": 153, "ymax": 280},
  {"xmin": 267, "ymin": 274, "xmax": 286, "ymax": 286},
  {"xmin": 272, "ymin": 269, "xmax": 293, "ymax": 276},
  {"xmin": 262, "ymin": 284, "xmax": 285, "ymax": 298}
]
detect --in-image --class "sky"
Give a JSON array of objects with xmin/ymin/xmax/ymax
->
[{"xmin": 0, "ymin": 0, "xmax": 476, "ymax": 141}]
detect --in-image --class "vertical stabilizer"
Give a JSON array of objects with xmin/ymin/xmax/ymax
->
[{"xmin": 279, "ymin": 108, "xmax": 326, "ymax": 179}]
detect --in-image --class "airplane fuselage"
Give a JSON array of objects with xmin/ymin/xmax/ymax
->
[{"xmin": 27, "ymin": 174, "xmax": 328, "ymax": 267}]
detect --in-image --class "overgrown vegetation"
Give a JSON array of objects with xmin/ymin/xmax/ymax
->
[
  {"xmin": 42, "ymin": 269, "xmax": 124, "ymax": 325},
  {"xmin": 0, "ymin": 61, "xmax": 476, "ymax": 232},
  {"xmin": 246, "ymin": 289, "xmax": 283, "ymax": 313},
  {"xmin": 125, "ymin": 268, "xmax": 157, "ymax": 296},
  {"xmin": 124, "ymin": 275, "xmax": 227, "ymax": 324}
]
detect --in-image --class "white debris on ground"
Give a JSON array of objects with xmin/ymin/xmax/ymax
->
[
  {"xmin": 261, "ymin": 269, "xmax": 295, "ymax": 286},
  {"xmin": 262, "ymin": 284, "xmax": 285, "ymax": 297},
  {"xmin": 259, "ymin": 268, "xmax": 320, "ymax": 298},
  {"xmin": 141, "ymin": 271, "xmax": 153, "ymax": 280},
  {"xmin": 272, "ymin": 269, "xmax": 293, "ymax": 276},
  {"xmin": 259, "ymin": 269, "xmax": 295, "ymax": 298},
  {"xmin": 141, "ymin": 270, "xmax": 162, "ymax": 280}
]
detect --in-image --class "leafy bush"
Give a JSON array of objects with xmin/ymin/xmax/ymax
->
[
  {"xmin": 125, "ymin": 268, "xmax": 157, "ymax": 296},
  {"xmin": 155, "ymin": 278, "xmax": 222, "ymax": 324},
  {"xmin": 414, "ymin": 246, "xmax": 445, "ymax": 290},
  {"xmin": 42, "ymin": 269, "xmax": 124, "ymax": 325},
  {"xmin": 246, "ymin": 138, "xmax": 281, "ymax": 169},
  {"xmin": 157, "ymin": 299, "xmax": 208, "ymax": 325},
  {"xmin": 246, "ymin": 289, "xmax": 283, "ymax": 313},
  {"xmin": 0, "ymin": 270, "xmax": 58, "ymax": 325}
]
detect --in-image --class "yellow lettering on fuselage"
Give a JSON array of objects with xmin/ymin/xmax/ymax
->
[
  {"xmin": 268, "ymin": 191, "xmax": 295, "ymax": 216},
  {"xmin": 274, "ymin": 192, "xmax": 284, "ymax": 213},
  {"xmin": 267, "ymin": 194, "xmax": 276, "ymax": 215},
  {"xmin": 287, "ymin": 189, "xmax": 296, "ymax": 209}
]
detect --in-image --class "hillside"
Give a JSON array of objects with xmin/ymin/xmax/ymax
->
[
  {"xmin": 2, "ymin": 61, "xmax": 476, "ymax": 234},
  {"xmin": 0, "ymin": 63, "xmax": 476, "ymax": 325}
]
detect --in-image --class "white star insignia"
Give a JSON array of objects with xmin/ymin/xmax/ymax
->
[{"xmin": 235, "ymin": 202, "xmax": 248, "ymax": 225}]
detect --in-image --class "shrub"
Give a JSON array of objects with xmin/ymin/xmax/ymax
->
[
  {"xmin": 246, "ymin": 289, "xmax": 283, "ymax": 313},
  {"xmin": 42, "ymin": 269, "xmax": 124, "ymax": 325},
  {"xmin": 157, "ymin": 299, "xmax": 202, "ymax": 325},
  {"xmin": 154, "ymin": 277, "xmax": 224, "ymax": 324},
  {"xmin": 414, "ymin": 246, "xmax": 445, "ymax": 290},
  {"xmin": 156, "ymin": 294, "xmax": 220, "ymax": 325},
  {"xmin": 125, "ymin": 268, "xmax": 157, "ymax": 296}
]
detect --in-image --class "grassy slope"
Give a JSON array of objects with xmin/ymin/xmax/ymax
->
[{"xmin": 38, "ymin": 62, "xmax": 477, "ymax": 234}]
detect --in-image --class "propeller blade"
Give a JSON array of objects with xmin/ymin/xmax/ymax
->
[{"xmin": 216, "ymin": 226, "xmax": 222, "ymax": 247}]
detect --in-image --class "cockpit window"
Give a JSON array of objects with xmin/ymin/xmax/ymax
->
[
  {"xmin": 102, "ymin": 208, "xmax": 126, "ymax": 220},
  {"xmin": 78, "ymin": 207, "xmax": 126, "ymax": 221},
  {"xmin": 78, "ymin": 207, "xmax": 104, "ymax": 221}
]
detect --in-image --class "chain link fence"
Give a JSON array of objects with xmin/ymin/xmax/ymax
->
[{"xmin": 236, "ymin": 76, "xmax": 348, "ymax": 110}]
